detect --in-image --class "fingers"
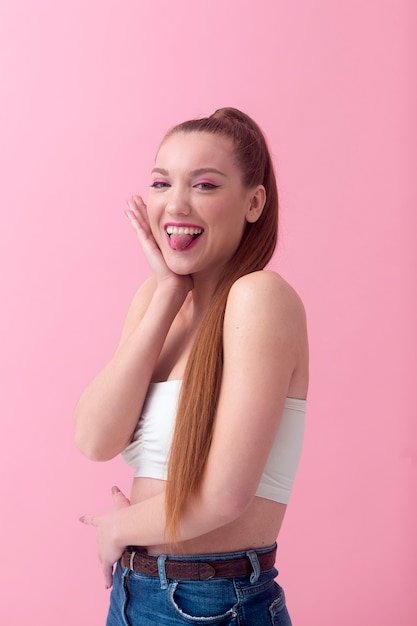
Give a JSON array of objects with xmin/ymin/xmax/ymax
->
[
  {"xmin": 79, "ymin": 487, "xmax": 129, "ymax": 527},
  {"xmin": 125, "ymin": 197, "xmax": 172, "ymax": 279},
  {"xmin": 111, "ymin": 485, "xmax": 130, "ymax": 507},
  {"xmin": 102, "ymin": 562, "xmax": 114, "ymax": 589},
  {"xmin": 79, "ymin": 514, "xmax": 99, "ymax": 526},
  {"xmin": 126, "ymin": 196, "xmax": 148, "ymax": 229},
  {"xmin": 125, "ymin": 196, "xmax": 158, "ymax": 255},
  {"xmin": 127, "ymin": 194, "xmax": 146, "ymax": 212},
  {"xmin": 125, "ymin": 201, "xmax": 144, "ymax": 237},
  {"xmin": 132, "ymin": 194, "xmax": 146, "ymax": 209}
]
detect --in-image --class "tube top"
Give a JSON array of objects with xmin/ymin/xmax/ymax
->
[{"xmin": 122, "ymin": 380, "xmax": 306, "ymax": 504}]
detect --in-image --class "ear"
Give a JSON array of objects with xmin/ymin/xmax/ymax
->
[{"xmin": 245, "ymin": 185, "xmax": 266, "ymax": 223}]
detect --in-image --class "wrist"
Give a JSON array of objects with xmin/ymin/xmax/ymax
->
[
  {"xmin": 153, "ymin": 280, "xmax": 190, "ymax": 307},
  {"xmin": 110, "ymin": 506, "xmax": 130, "ymax": 552}
]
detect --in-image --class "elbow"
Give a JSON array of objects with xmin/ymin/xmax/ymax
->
[
  {"xmin": 74, "ymin": 425, "xmax": 127, "ymax": 462},
  {"xmin": 74, "ymin": 425, "xmax": 116, "ymax": 462},
  {"xmin": 223, "ymin": 493, "xmax": 251, "ymax": 523},
  {"xmin": 75, "ymin": 442, "xmax": 116, "ymax": 463},
  {"xmin": 73, "ymin": 407, "xmax": 115, "ymax": 462},
  {"xmin": 205, "ymin": 490, "xmax": 252, "ymax": 528},
  {"xmin": 74, "ymin": 435, "xmax": 108, "ymax": 462}
]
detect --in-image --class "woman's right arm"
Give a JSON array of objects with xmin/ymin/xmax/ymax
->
[{"xmin": 74, "ymin": 196, "xmax": 192, "ymax": 461}]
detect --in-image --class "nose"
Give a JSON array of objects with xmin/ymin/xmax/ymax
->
[{"xmin": 166, "ymin": 187, "xmax": 191, "ymax": 216}]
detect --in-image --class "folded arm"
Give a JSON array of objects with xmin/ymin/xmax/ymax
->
[
  {"xmin": 74, "ymin": 196, "xmax": 193, "ymax": 461},
  {"xmin": 81, "ymin": 271, "xmax": 308, "ymax": 585}
]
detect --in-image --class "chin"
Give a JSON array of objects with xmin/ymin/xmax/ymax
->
[{"xmin": 164, "ymin": 260, "xmax": 195, "ymax": 276}]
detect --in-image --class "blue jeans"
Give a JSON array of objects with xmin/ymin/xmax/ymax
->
[{"xmin": 106, "ymin": 545, "xmax": 292, "ymax": 625}]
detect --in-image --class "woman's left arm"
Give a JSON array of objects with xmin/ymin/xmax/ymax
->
[{"xmin": 81, "ymin": 271, "xmax": 308, "ymax": 587}]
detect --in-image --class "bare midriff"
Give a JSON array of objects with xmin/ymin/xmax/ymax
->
[{"xmin": 129, "ymin": 476, "xmax": 286, "ymax": 556}]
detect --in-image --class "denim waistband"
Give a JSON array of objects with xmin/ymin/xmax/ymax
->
[
  {"xmin": 145, "ymin": 543, "xmax": 277, "ymax": 562},
  {"xmin": 121, "ymin": 543, "xmax": 277, "ymax": 588}
]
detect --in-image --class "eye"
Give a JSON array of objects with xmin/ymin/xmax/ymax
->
[
  {"xmin": 194, "ymin": 182, "xmax": 219, "ymax": 190},
  {"xmin": 150, "ymin": 180, "xmax": 170, "ymax": 189}
]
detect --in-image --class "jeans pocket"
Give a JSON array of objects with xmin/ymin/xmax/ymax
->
[
  {"xmin": 169, "ymin": 580, "xmax": 238, "ymax": 624},
  {"xmin": 269, "ymin": 586, "xmax": 292, "ymax": 626}
]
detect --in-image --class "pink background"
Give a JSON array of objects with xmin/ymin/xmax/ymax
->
[{"xmin": 0, "ymin": 0, "xmax": 415, "ymax": 623}]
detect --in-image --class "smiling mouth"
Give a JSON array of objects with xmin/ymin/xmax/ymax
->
[{"xmin": 165, "ymin": 225, "xmax": 203, "ymax": 251}]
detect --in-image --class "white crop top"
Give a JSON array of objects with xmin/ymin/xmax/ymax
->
[{"xmin": 122, "ymin": 380, "xmax": 306, "ymax": 504}]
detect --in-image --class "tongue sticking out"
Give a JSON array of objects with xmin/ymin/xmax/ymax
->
[{"xmin": 170, "ymin": 234, "xmax": 195, "ymax": 250}]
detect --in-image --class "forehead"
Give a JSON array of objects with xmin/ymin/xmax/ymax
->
[{"xmin": 155, "ymin": 132, "xmax": 236, "ymax": 170}]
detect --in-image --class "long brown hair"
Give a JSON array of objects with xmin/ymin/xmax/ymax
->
[{"xmin": 164, "ymin": 107, "xmax": 279, "ymax": 541}]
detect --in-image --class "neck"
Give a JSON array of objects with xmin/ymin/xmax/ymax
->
[
  {"xmin": 176, "ymin": 278, "xmax": 216, "ymax": 334},
  {"xmin": 190, "ymin": 272, "xmax": 221, "ymax": 312}
]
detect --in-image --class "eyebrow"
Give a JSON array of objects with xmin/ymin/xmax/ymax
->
[{"xmin": 151, "ymin": 167, "xmax": 227, "ymax": 178}]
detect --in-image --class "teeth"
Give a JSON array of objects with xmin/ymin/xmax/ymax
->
[{"xmin": 166, "ymin": 226, "xmax": 203, "ymax": 236}]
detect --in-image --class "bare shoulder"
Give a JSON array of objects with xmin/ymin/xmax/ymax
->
[
  {"xmin": 226, "ymin": 270, "xmax": 307, "ymax": 328},
  {"xmin": 224, "ymin": 271, "xmax": 308, "ymax": 398}
]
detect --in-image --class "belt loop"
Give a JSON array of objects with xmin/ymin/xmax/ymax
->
[
  {"xmin": 157, "ymin": 555, "xmax": 168, "ymax": 589},
  {"xmin": 246, "ymin": 550, "xmax": 261, "ymax": 584},
  {"xmin": 129, "ymin": 550, "xmax": 136, "ymax": 571}
]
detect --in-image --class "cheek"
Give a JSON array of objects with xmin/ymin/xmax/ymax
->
[
  {"xmin": 209, "ymin": 198, "xmax": 246, "ymax": 224},
  {"xmin": 223, "ymin": 208, "xmax": 249, "ymax": 235}
]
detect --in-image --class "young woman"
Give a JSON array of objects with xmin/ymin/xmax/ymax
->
[{"xmin": 75, "ymin": 107, "xmax": 309, "ymax": 625}]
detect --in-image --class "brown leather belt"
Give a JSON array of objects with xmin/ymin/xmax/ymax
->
[{"xmin": 120, "ymin": 545, "xmax": 276, "ymax": 581}]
